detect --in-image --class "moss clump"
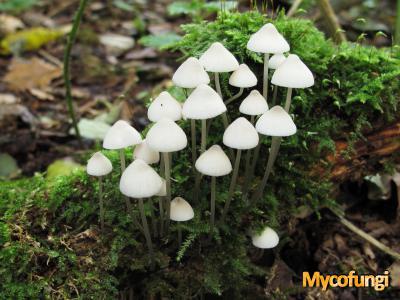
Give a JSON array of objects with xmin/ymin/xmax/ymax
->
[{"xmin": 1, "ymin": 11, "xmax": 399, "ymax": 298}]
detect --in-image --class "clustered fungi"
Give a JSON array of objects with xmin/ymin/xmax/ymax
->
[{"xmin": 86, "ymin": 23, "xmax": 314, "ymax": 266}]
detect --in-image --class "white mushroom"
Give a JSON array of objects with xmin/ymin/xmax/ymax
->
[
  {"xmin": 252, "ymin": 106, "xmax": 297, "ymax": 203},
  {"xmin": 146, "ymin": 118, "xmax": 187, "ymax": 229},
  {"xmin": 271, "ymin": 54, "xmax": 314, "ymax": 112},
  {"xmin": 251, "ymin": 227, "xmax": 279, "ymax": 249},
  {"xmin": 195, "ymin": 145, "xmax": 232, "ymax": 232},
  {"xmin": 147, "ymin": 91, "xmax": 182, "ymax": 122},
  {"xmin": 247, "ymin": 23, "xmax": 290, "ymax": 100},
  {"xmin": 86, "ymin": 152, "xmax": 113, "ymax": 229},
  {"xmin": 222, "ymin": 117, "xmax": 259, "ymax": 220},
  {"xmin": 170, "ymin": 196, "xmax": 195, "ymax": 245},
  {"xmin": 226, "ymin": 64, "xmax": 258, "ymax": 105},
  {"xmin": 172, "ymin": 57, "xmax": 210, "ymax": 89},
  {"xmin": 268, "ymin": 53, "xmax": 287, "ymax": 105},
  {"xmin": 133, "ymin": 139, "xmax": 160, "ymax": 165}
]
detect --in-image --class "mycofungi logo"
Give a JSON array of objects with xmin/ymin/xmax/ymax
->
[{"xmin": 302, "ymin": 271, "xmax": 390, "ymax": 291}]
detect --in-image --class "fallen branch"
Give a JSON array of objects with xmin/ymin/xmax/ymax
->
[
  {"xmin": 316, "ymin": 0, "xmax": 347, "ymax": 44},
  {"xmin": 330, "ymin": 208, "xmax": 400, "ymax": 261}
]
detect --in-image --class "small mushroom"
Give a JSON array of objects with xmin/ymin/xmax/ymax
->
[
  {"xmin": 252, "ymin": 106, "xmax": 297, "ymax": 203},
  {"xmin": 268, "ymin": 53, "xmax": 287, "ymax": 105},
  {"xmin": 239, "ymin": 90, "xmax": 269, "ymax": 196},
  {"xmin": 146, "ymin": 118, "xmax": 187, "ymax": 230},
  {"xmin": 172, "ymin": 57, "xmax": 210, "ymax": 89},
  {"xmin": 120, "ymin": 159, "xmax": 163, "ymax": 267},
  {"xmin": 195, "ymin": 145, "xmax": 232, "ymax": 233},
  {"xmin": 148, "ymin": 91, "xmax": 182, "ymax": 122},
  {"xmin": 222, "ymin": 117, "xmax": 259, "ymax": 220},
  {"xmin": 226, "ymin": 64, "xmax": 258, "ymax": 105},
  {"xmin": 86, "ymin": 152, "xmax": 112, "ymax": 229},
  {"xmin": 170, "ymin": 196, "xmax": 194, "ymax": 245},
  {"xmin": 247, "ymin": 23, "xmax": 290, "ymax": 100},
  {"xmin": 183, "ymin": 84, "xmax": 226, "ymax": 154},
  {"xmin": 199, "ymin": 42, "xmax": 239, "ymax": 97},
  {"xmin": 133, "ymin": 139, "xmax": 160, "ymax": 165},
  {"xmin": 103, "ymin": 120, "xmax": 142, "ymax": 172},
  {"xmin": 271, "ymin": 54, "xmax": 314, "ymax": 112},
  {"xmin": 251, "ymin": 227, "xmax": 279, "ymax": 249}
]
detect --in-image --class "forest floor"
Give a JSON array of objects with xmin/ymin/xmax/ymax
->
[{"xmin": 0, "ymin": 0, "xmax": 399, "ymax": 299}]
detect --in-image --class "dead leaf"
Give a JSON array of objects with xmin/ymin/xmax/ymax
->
[
  {"xmin": 0, "ymin": 14, "xmax": 24, "ymax": 34},
  {"xmin": 29, "ymin": 88, "xmax": 55, "ymax": 101},
  {"xmin": 0, "ymin": 93, "xmax": 19, "ymax": 104},
  {"xmin": 389, "ymin": 262, "xmax": 400, "ymax": 288},
  {"xmin": 3, "ymin": 57, "xmax": 62, "ymax": 91}
]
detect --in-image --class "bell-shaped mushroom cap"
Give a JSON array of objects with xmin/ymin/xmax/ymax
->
[
  {"xmin": 271, "ymin": 54, "xmax": 314, "ymax": 88},
  {"xmin": 148, "ymin": 91, "xmax": 182, "ymax": 122},
  {"xmin": 170, "ymin": 197, "xmax": 194, "ymax": 222},
  {"xmin": 239, "ymin": 90, "xmax": 269, "ymax": 116},
  {"xmin": 146, "ymin": 118, "xmax": 187, "ymax": 153},
  {"xmin": 195, "ymin": 145, "xmax": 232, "ymax": 177},
  {"xmin": 247, "ymin": 23, "xmax": 290, "ymax": 54},
  {"xmin": 268, "ymin": 53, "xmax": 286, "ymax": 70},
  {"xmin": 199, "ymin": 42, "xmax": 239, "ymax": 73},
  {"xmin": 223, "ymin": 117, "xmax": 259, "ymax": 150},
  {"xmin": 252, "ymin": 227, "xmax": 279, "ymax": 249},
  {"xmin": 256, "ymin": 106, "xmax": 296, "ymax": 137},
  {"xmin": 155, "ymin": 179, "xmax": 167, "ymax": 197},
  {"xmin": 182, "ymin": 84, "xmax": 227, "ymax": 120},
  {"xmin": 86, "ymin": 152, "xmax": 112, "ymax": 176},
  {"xmin": 172, "ymin": 57, "xmax": 210, "ymax": 88},
  {"xmin": 133, "ymin": 139, "xmax": 160, "ymax": 165},
  {"xmin": 229, "ymin": 64, "xmax": 257, "ymax": 88},
  {"xmin": 120, "ymin": 159, "xmax": 163, "ymax": 198},
  {"xmin": 103, "ymin": 120, "xmax": 142, "ymax": 150}
]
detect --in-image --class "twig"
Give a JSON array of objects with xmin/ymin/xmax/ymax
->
[
  {"xmin": 63, "ymin": 0, "xmax": 89, "ymax": 146},
  {"xmin": 316, "ymin": 0, "xmax": 347, "ymax": 44},
  {"xmin": 287, "ymin": 0, "xmax": 303, "ymax": 17},
  {"xmin": 330, "ymin": 208, "xmax": 400, "ymax": 261}
]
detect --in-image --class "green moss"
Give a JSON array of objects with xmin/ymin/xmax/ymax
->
[{"xmin": 1, "ymin": 11, "xmax": 399, "ymax": 298}]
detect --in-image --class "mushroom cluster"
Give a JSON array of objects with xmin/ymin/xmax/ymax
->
[{"xmin": 85, "ymin": 22, "xmax": 314, "ymax": 266}]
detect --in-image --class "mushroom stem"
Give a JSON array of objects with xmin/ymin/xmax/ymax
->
[
  {"xmin": 98, "ymin": 176, "xmax": 104, "ymax": 230},
  {"xmin": 210, "ymin": 176, "xmax": 216, "ymax": 235},
  {"xmin": 221, "ymin": 149, "xmax": 242, "ymax": 221},
  {"xmin": 163, "ymin": 152, "xmax": 172, "ymax": 231},
  {"xmin": 252, "ymin": 136, "xmax": 282, "ymax": 203},
  {"xmin": 272, "ymin": 85, "xmax": 278, "ymax": 106},
  {"xmin": 119, "ymin": 149, "xmax": 126, "ymax": 172},
  {"xmin": 242, "ymin": 116, "xmax": 255, "ymax": 199},
  {"xmin": 225, "ymin": 88, "xmax": 244, "ymax": 105},
  {"xmin": 263, "ymin": 53, "xmax": 270, "ymax": 100},
  {"xmin": 201, "ymin": 119, "xmax": 207, "ymax": 153},
  {"xmin": 138, "ymin": 198, "xmax": 154, "ymax": 268},
  {"xmin": 149, "ymin": 198, "xmax": 158, "ymax": 238},
  {"xmin": 247, "ymin": 136, "xmax": 262, "ymax": 195},
  {"xmin": 178, "ymin": 226, "xmax": 182, "ymax": 247},
  {"xmin": 284, "ymin": 88, "xmax": 293, "ymax": 112},
  {"xmin": 191, "ymin": 119, "xmax": 197, "ymax": 167},
  {"xmin": 214, "ymin": 72, "xmax": 222, "ymax": 98},
  {"xmin": 159, "ymin": 196, "xmax": 165, "ymax": 236}
]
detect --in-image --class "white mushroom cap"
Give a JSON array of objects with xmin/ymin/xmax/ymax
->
[
  {"xmin": 223, "ymin": 117, "xmax": 259, "ymax": 150},
  {"xmin": 256, "ymin": 106, "xmax": 296, "ymax": 137},
  {"xmin": 86, "ymin": 152, "xmax": 113, "ymax": 176},
  {"xmin": 146, "ymin": 118, "xmax": 187, "ymax": 153},
  {"xmin": 252, "ymin": 227, "xmax": 279, "ymax": 249},
  {"xmin": 199, "ymin": 42, "xmax": 239, "ymax": 73},
  {"xmin": 103, "ymin": 120, "xmax": 142, "ymax": 150},
  {"xmin": 133, "ymin": 139, "xmax": 160, "ymax": 165},
  {"xmin": 271, "ymin": 54, "xmax": 314, "ymax": 88},
  {"xmin": 148, "ymin": 91, "xmax": 182, "ymax": 122},
  {"xmin": 195, "ymin": 145, "xmax": 232, "ymax": 177},
  {"xmin": 247, "ymin": 23, "xmax": 290, "ymax": 54},
  {"xmin": 182, "ymin": 84, "xmax": 226, "ymax": 120},
  {"xmin": 268, "ymin": 53, "xmax": 286, "ymax": 70},
  {"xmin": 239, "ymin": 90, "xmax": 269, "ymax": 116},
  {"xmin": 172, "ymin": 57, "xmax": 210, "ymax": 88},
  {"xmin": 119, "ymin": 159, "xmax": 163, "ymax": 198},
  {"xmin": 229, "ymin": 64, "xmax": 257, "ymax": 88},
  {"xmin": 155, "ymin": 179, "xmax": 167, "ymax": 197},
  {"xmin": 170, "ymin": 197, "xmax": 194, "ymax": 222}
]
